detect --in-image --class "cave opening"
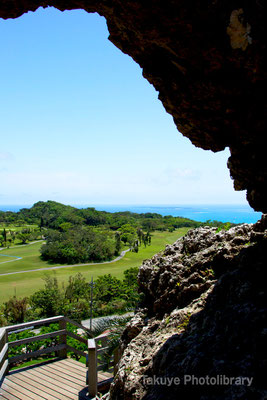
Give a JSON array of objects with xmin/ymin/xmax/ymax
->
[
  {"xmin": 0, "ymin": 6, "xmax": 259, "ymax": 216},
  {"xmin": 0, "ymin": 2, "xmax": 266, "ymax": 212}
]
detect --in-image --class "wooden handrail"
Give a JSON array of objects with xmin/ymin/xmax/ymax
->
[
  {"xmin": 59, "ymin": 318, "xmax": 67, "ymax": 359},
  {"xmin": 0, "ymin": 328, "xmax": 6, "ymax": 344},
  {"xmin": 66, "ymin": 345, "xmax": 87, "ymax": 358},
  {"xmin": 66, "ymin": 330, "xmax": 88, "ymax": 345},
  {"xmin": 64, "ymin": 316, "xmax": 92, "ymax": 336},
  {"xmin": 94, "ymin": 332, "xmax": 110, "ymax": 341},
  {"xmin": 0, "ymin": 344, "xmax": 8, "ymax": 370},
  {"xmin": 0, "ymin": 328, "xmax": 9, "ymax": 381},
  {"xmin": 0, "ymin": 315, "xmax": 120, "ymax": 394},
  {"xmin": 8, "ymin": 329, "xmax": 66, "ymax": 347},
  {"xmin": 87, "ymin": 332, "xmax": 121, "ymax": 396},
  {"xmin": 9, "ymin": 344, "xmax": 66, "ymax": 364},
  {"xmin": 88, "ymin": 338, "xmax": 97, "ymax": 397},
  {"xmin": 0, "ymin": 316, "xmax": 86, "ymax": 379},
  {"xmin": 5, "ymin": 315, "xmax": 65, "ymax": 333}
]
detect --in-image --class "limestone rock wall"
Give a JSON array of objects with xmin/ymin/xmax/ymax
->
[
  {"xmin": 0, "ymin": 1, "xmax": 266, "ymax": 211},
  {"xmin": 110, "ymin": 217, "xmax": 267, "ymax": 399}
]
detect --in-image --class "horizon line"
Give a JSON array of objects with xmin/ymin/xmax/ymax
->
[{"xmin": 0, "ymin": 202, "xmax": 257, "ymax": 208}]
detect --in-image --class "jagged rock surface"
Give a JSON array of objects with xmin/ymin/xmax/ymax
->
[
  {"xmin": 0, "ymin": 1, "xmax": 266, "ymax": 211},
  {"xmin": 109, "ymin": 216, "xmax": 267, "ymax": 399}
]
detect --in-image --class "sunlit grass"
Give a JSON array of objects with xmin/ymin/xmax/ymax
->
[{"xmin": 0, "ymin": 228, "xmax": 189, "ymax": 303}]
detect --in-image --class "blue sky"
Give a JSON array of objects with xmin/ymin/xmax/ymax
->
[{"xmin": 0, "ymin": 7, "xmax": 248, "ymax": 206}]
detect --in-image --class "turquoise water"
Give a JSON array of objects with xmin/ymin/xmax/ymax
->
[
  {"xmin": 0, "ymin": 204, "xmax": 261, "ymax": 224},
  {"xmin": 92, "ymin": 204, "xmax": 262, "ymax": 224}
]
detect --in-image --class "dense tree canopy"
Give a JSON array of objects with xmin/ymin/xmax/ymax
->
[
  {"xmin": 0, "ymin": 201, "xmax": 202, "ymax": 231},
  {"xmin": 40, "ymin": 226, "xmax": 115, "ymax": 264},
  {"xmin": 0, "ymin": 269, "xmax": 141, "ymax": 325}
]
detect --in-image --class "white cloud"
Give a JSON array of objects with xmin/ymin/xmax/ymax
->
[
  {"xmin": 165, "ymin": 167, "xmax": 201, "ymax": 181},
  {"xmin": 0, "ymin": 152, "xmax": 14, "ymax": 161}
]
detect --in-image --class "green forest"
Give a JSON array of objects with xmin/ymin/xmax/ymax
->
[
  {"xmin": 0, "ymin": 200, "xmax": 201, "ymax": 230},
  {"xmin": 0, "ymin": 269, "xmax": 139, "ymax": 327},
  {"xmin": 0, "ymin": 201, "xmax": 204, "ymax": 264}
]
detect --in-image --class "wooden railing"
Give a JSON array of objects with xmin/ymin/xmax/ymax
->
[
  {"xmin": 0, "ymin": 316, "xmax": 119, "ymax": 397},
  {"xmin": 0, "ymin": 327, "xmax": 8, "ymax": 382},
  {"xmin": 87, "ymin": 333, "xmax": 120, "ymax": 396}
]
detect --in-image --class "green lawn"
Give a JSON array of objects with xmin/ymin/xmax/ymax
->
[
  {"xmin": 0, "ymin": 228, "xmax": 189, "ymax": 303},
  {"xmin": 0, "ymin": 224, "xmax": 39, "ymax": 232},
  {"xmin": 0, "ymin": 241, "xmax": 60, "ymax": 274},
  {"xmin": 0, "ymin": 224, "xmax": 40, "ymax": 245},
  {"xmin": 0, "ymin": 255, "xmax": 19, "ymax": 264}
]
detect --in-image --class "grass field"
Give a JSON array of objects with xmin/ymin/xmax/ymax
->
[
  {"xmin": 0, "ymin": 224, "xmax": 40, "ymax": 245},
  {"xmin": 0, "ymin": 255, "xmax": 20, "ymax": 264},
  {"xmin": 0, "ymin": 224, "xmax": 39, "ymax": 232},
  {"xmin": 0, "ymin": 241, "xmax": 58, "ymax": 274},
  {"xmin": 0, "ymin": 228, "xmax": 189, "ymax": 303}
]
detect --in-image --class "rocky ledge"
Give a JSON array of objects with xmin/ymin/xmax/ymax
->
[{"xmin": 109, "ymin": 216, "xmax": 267, "ymax": 399}]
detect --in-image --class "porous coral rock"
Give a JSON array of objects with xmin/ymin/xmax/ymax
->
[{"xmin": 110, "ymin": 216, "xmax": 267, "ymax": 399}]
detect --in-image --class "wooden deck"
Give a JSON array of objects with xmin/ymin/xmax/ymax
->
[{"xmin": 0, "ymin": 358, "xmax": 112, "ymax": 400}]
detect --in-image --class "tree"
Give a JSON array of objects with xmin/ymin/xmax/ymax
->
[
  {"xmin": 119, "ymin": 224, "xmax": 136, "ymax": 235},
  {"xmin": 137, "ymin": 227, "xmax": 143, "ymax": 245},
  {"xmin": 114, "ymin": 232, "xmax": 121, "ymax": 256},
  {"xmin": 94, "ymin": 274, "xmax": 122, "ymax": 303},
  {"xmin": 146, "ymin": 231, "xmax": 151, "ymax": 245},
  {"xmin": 119, "ymin": 224, "xmax": 137, "ymax": 247},
  {"xmin": 64, "ymin": 273, "xmax": 89, "ymax": 303},
  {"xmin": 132, "ymin": 239, "xmax": 139, "ymax": 252},
  {"xmin": 59, "ymin": 222, "xmax": 73, "ymax": 232},
  {"xmin": 40, "ymin": 227, "xmax": 116, "ymax": 264},
  {"xmin": 122, "ymin": 267, "xmax": 140, "ymax": 305},
  {"xmin": 2, "ymin": 228, "xmax": 7, "ymax": 245},
  {"xmin": 10, "ymin": 230, "xmax": 16, "ymax": 244},
  {"xmin": 17, "ymin": 232, "xmax": 31, "ymax": 244},
  {"xmin": 30, "ymin": 275, "xmax": 64, "ymax": 317},
  {"xmin": 123, "ymin": 267, "xmax": 139, "ymax": 288},
  {"xmin": 0, "ymin": 235, "xmax": 5, "ymax": 247},
  {"xmin": 39, "ymin": 216, "xmax": 44, "ymax": 231},
  {"xmin": 3, "ymin": 296, "xmax": 29, "ymax": 323}
]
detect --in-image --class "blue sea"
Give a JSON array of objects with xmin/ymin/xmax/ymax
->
[{"xmin": 0, "ymin": 204, "xmax": 262, "ymax": 224}]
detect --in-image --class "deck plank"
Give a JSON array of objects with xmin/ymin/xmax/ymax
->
[
  {"xmin": 1, "ymin": 380, "xmax": 46, "ymax": 400},
  {"xmin": 61, "ymin": 358, "xmax": 86, "ymax": 371},
  {"xmin": 43, "ymin": 361, "xmax": 85, "ymax": 379},
  {"xmin": 1, "ymin": 383, "xmax": 31, "ymax": 400},
  {"xmin": 98, "ymin": 371, "xmax": 113, "ymax": 381},
  {"xmin": 9, "ymin": 370, "xmax": 74, "ymax": 400},
  {"xmin": 40, "ymin": 363, "xmax": 85, "ymax": 385},
  {"xmin": 0, "ymin": 358, "xmax": 110, "ymax": 400},
  {"xmin": 0, "ymin": 387, "xmax": 22, "ymax": 400},
  {"xmin": 61, "ymin": 358, "xmax": 113, "ymax": 383},
  {"xmin": 49, "ymin": 359, "xmax": 85, "ymax": 374},
  {"xmin": 24, "ymin": 367, "xmax": 84, "ymax": 393},
  {"xmin": 65, "ymin": 358, "xmax": 87, "ymax": 368},
  {"xmin": 5, "ymin": 376, "xmax": 57, "ymax": 400}
]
